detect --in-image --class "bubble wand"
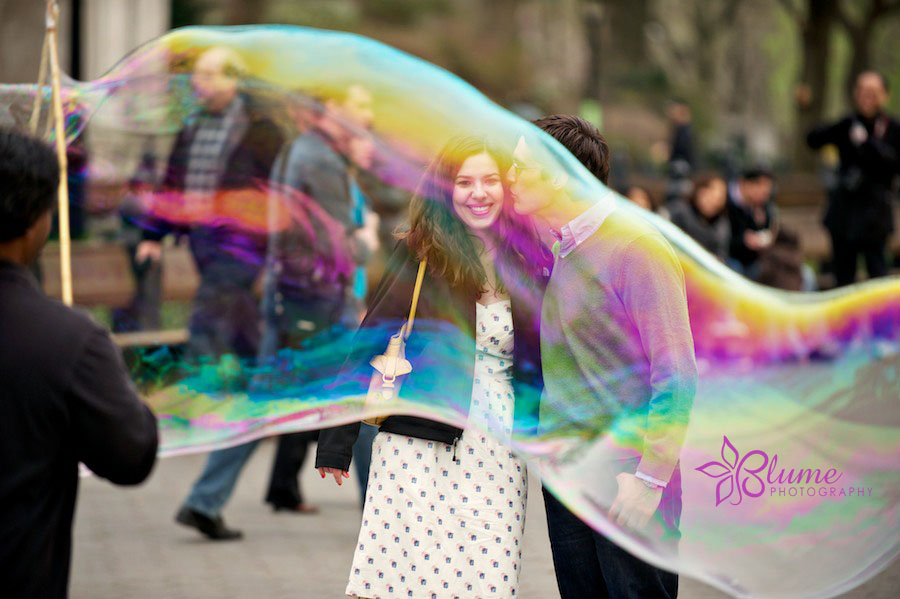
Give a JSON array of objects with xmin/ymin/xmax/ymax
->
[{"xmin": 45, "ymin": 0, "xmax": 73, "ymax": 306}]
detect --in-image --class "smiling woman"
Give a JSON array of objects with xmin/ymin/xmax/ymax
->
[
  {"xmin": 397, "ymin": 136, "xmax": 544, "ymax": 300},
  {"xmin": 451, "ymin": 152, "xmax": 504, "ymax": 230},
  {"xmin": 315, "ymin": 135, "xmax": 550, "ymax": 598}
]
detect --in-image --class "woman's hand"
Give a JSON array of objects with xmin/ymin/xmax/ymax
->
[{"xmin": 318, "ymin": 467, "xmax": 351, "ymax": 486}]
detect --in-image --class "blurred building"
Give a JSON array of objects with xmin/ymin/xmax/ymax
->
[{"xmin": 0, "ymin": 0, "xmax": 170, "ymax": 84}]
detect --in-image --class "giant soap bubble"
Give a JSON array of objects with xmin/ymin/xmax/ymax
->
[{"xmin": 1, "ymin": 25, "xmax": 897, "ymax": 598}]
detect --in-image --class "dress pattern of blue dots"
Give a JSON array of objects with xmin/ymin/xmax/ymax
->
[{"xmin": 345, "ymin": 301, "xmax": 527, "ymax": 598}]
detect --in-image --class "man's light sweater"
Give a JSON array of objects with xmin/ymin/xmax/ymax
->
[{"xmin": 540, "ymin": 206, "xmax": 697, "ymax": 485}]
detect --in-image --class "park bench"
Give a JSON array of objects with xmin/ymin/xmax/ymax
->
[{"xmin": 39, "ymin": 241, "xmax": 197, "ymax": 347}]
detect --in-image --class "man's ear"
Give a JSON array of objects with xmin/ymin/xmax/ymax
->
[{"xmin": 550, "ymin": 171, "xmax": 569, "ymax": 190}]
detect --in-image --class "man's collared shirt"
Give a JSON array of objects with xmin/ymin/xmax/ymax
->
[{"xmin": 551, "ymin": 194, "xmax": 617, "ymax": 259}]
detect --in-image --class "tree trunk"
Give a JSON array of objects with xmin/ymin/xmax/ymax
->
[
  {"xmin": 582, "ymin": 0, "xmax": 603, "ymax": 100},
  {"xmin": 793, "ymin": 0, "xmax": 837, "ymax": 171},
  {"xmin": 844, "ymin": 24, "xmax": 872, "ymax": 102},
  {"xmin": 604, "ymin": 0, "xmax": 650, "ymax": 72},
  {"xmin": 837, "ymin": 0, "xmax": 898, "ymax": 102}
]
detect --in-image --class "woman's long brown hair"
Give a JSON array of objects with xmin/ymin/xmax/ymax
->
[{"xmin": 398, "ymin": 136, "xmax": 548, "ymax": 298}]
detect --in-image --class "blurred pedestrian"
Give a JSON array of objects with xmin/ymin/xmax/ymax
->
[
  {"xmin": 113, "ymin": 147, "xmax": 163, "ymax": 333},
  {"xmin": 807, "ymin": 70, "xmax": 900, "ymax": 286},
  {"xmin": 624, "ymin": 184, "xmax": 671, "ymax": 220},
  {"xmin": 727, "ymin": 167, "xmax": 778, "ymax": 279},
  {"xmin": 345, "ymin": 130, "xmax": 382, "ymax": 506},
  {"xmin": 137, "ymin": 46, "xmax": 284, "ymax": 361},
  {"xmin": 147, "ymin": 46, "xmax": 285, "ymax": 541},
  {"xmin": 0, "ymin": 128, "xmax": 158, "ymax": 598},
  {"xmin": 173, "ymin": 84, "xmax": 380, "ymax": 537},
  {"xmin": 625, "ymin": 184, "xmax": 653, "ymax": 211},
  {"xmin": 670, "ymin": 173, "xmax": 730, "ymax": 261},
  {"xmin": 667, "ymin": 98, "xmax": 695, "ymax": 171},
  {"xmin": 260, "ymin": 84, "xmax": 379, "ymax": 513},
  {"xmin": 663, "ymin": 98, "xmax": 696, "ymax": 211},
  {"xmin": 757, "ymin": 228, "xmax": 815, "ymax": 292}
]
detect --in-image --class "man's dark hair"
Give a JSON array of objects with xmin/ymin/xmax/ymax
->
[
  {"xmin": 0, "ymin": 128, "xmax": 58, "ymax": 242},
  {"xmin": 741, "ymin": 165, "xmax": 774, "ymax": 182},
  {"xmin": 532, "ymin": 114, "xmax": 611, "ymax": 184}
]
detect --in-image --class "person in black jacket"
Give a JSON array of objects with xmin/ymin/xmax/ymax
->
[
  {"xmin": 726, "ymin": 167, "xmax": 778, "ymax": 279},
  {"xmin": 667, "ymin": 98, "xmax": 695, "ymax": 171},
  {"xmin": 670, "ymin": 173, "xmax": 730, "ymax": 261},
  {"xmin": 315, "ymin": 136, "xmax": 550, "ymax": 598},
  {"xmin": 807, "ymin": 70, "xmax": 900, "ymax": 287},
  {"xmin": 0, "ymin": 128, "xmax": 159, "ymax": 598}
]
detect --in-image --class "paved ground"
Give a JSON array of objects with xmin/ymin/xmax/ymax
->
[{"xmin": 71, "ymin": 440, "xmax": 896, "ymax": 598}]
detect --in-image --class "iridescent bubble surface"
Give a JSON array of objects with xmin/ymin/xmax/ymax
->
[{"xmin": 1, "ymin": 25, "xmax": 897, "ymax": 599}]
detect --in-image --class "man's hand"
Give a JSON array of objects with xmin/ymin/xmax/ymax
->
[
  {"xmin": 794, "ymin": 83, "xmax": 812, "ymax": 109},
  {"xmin": 608, "ymin": 472, "xmax": 663, "ymax": 530},
  {"xmin": 216, "ymin": 354, "xmax": 242, "ymax": 384},
  {"xmin": 318, "ymin": 467, "xmax": 350, "ymax": 486},
  {"xmin": 850, "ymin": 122, "xmax": 868, "ymax": 146},
  {"xmin": 744, "ymin": 230, "xmax": 773, "ymax": 251},
  {"xmin": 135, "ymin": 240, "xmax": 162, "ymax": 264}
]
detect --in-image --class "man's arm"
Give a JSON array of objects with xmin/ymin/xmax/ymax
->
[
  {"xmin": 607, "ymin": 232, "xmax": 697, "ymax": 529},
  {"xmin": 618, "ymin": 233, "xmax": 698, "ymax": 485},
  {"xmin": 69, "ymin": 328, "xmax": 158, "ymax": 485},
  {"xmin": 858, "ymin": 120, "xmax": 900, "ymax": 180},
  {"xmin": 806, "ymin": 118, "xmax": 845, "ymax": 150},
  {"xmin": 249, "ymin": 119, "xmax": 287, "ymax": 183}
]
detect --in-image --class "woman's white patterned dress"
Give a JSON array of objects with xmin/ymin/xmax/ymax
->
[{"xmin": 345, "ymin": 300, "xmax": 527, "ymax": 599}]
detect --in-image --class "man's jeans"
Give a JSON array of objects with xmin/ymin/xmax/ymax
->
[
  {"xmin": 184, "ymin": 440, "xmax": 261, "ymax": 517},
  {"xmin": 542, "ymin": 464, "xmax": 682, "ymax": 599},
  {"xmin": 184, "ymin": 425, "xmax": 378, "ymax": 516}
]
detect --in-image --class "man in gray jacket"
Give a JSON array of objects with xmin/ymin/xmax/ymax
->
[{"xmin": 260, "ymin": 84, "xmax": 380, "ymax": 511}]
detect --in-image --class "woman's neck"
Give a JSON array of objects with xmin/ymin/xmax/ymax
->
[
  {"xmin": 469, "ymin": 230, "xmax": 497, "ymax": 258},
  {"xmin": 469, "ymin": 230, "xmax": 506, "ymax": 300}
]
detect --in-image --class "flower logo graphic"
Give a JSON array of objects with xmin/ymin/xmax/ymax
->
[{"xmin": 695, "ymin": 436, "xmax": 769, "ymax": 506}]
